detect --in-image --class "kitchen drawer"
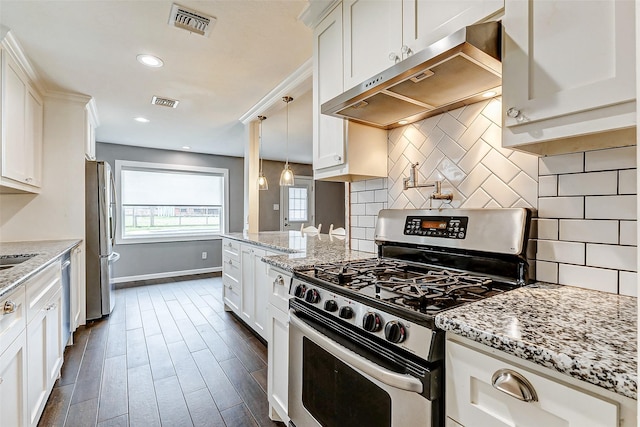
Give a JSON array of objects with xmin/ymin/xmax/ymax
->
[
  {"xmin": 446, "ymin": 340, "xmax": 618, "ymax": 427},
  {"xmin": 25, "ymin": 261, "xmax": 61, "ymax": 324},
  {"xmin": 222, "ymin": 239, "xmax": 240, "ymax": 262},
  {"xmin": 223, "ymin": 279, "xmax": 241, "ymax": 313},
  {"xmin": 267, "ymin": 266, "xmax": 291, "ymax": 313},
  {"xmin": 222, "ymin": 256, "xmax": 241, "ymax": 283},
  {"xmin": 0, "ymin": 284, "xmax": 26, "ymax": 355}
]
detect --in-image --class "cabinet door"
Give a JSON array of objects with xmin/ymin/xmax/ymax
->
[
  {"xmin": 252, "ymin": 249, "xmax": 269, "ymax": 340},
  {"xmin": 0, "ymin": 331, "xmax": 28, "ymax": 427},
  {"xmin": 402, "ymin": 0, "xmax": 503, "ymax": 54},
  {"xmin": 267, "ymin": 305, "xmax": 289, "ymax": 423},
  {"xmin": 24, "ymin": 85, "xmax": 43, "ymax": 187},
  {"xmin": 343, "ymin": 0, "xmax": 402, "ymax": 90},
  {"xmin": 70, "ymin": 246, "xmax": 82, "ymax": 332},
  {"xmin": 45, "ymin": 289, "xmax": 63, "ymax": 389},
  {"xmin": 240, "ymin": 244, "xmax": 254, "ymax": 324},
  {"xmin": 313, "ymin": 5, "xmax": 346, "ymax": 171},
  {"xmin": 2, "ymin": 50, "xmax": 27, "ymax": 183},
  {"xmin": 26, "ymin": 306, "xmax": 47, "ymax": 427},
  {"xmin": 502, "ymin": 0, "xmax": 634, "ymax": 128}
]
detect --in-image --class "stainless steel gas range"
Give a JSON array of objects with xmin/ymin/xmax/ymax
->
[{"xmin": 288, "ymin": 208, "xmax": 533, "ymax": 427}]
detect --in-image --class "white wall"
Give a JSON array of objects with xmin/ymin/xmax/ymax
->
[{"xmin": 350, "ymin": 97, "xmax": 637, "ymax": 296}]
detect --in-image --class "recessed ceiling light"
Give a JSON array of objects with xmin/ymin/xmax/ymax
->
[
  {"xmin": 136, "ymin": 54, "xmax": 164, "ymax": 68},
  {"xmin": 398, "ymin": 120, "xmax": 409, "ymax": 125},
  {"xmin": 134, "ymin": 117, "xmax": 150, "ymax": 123},
  {"xmin": 182, "ymin": 146, "xmax": 191, "ymax": 150},
  {"xmin": 482, "ymin": 91, "xmax": 497, "ymax": 98}
]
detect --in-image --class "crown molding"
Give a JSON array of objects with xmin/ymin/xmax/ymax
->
[
  {"xmin": 1, "ymin": 30, "xmax": 47, "ymax": 95},
  {"xmin": 298, "ymin": 0, "xmax": 340, "ymax": 29}
]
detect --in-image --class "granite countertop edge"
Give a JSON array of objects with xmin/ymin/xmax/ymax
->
[
  {"xmin": 0, "ymin": 240, "xmax": 82, "ymax": 298},
  {"xmin": 222, "ymin": 233, "xmax": 300, "ymax": 254},
  {"xmin": 435, "ymin": 283, "xmax": 637, "ymax": 400}
]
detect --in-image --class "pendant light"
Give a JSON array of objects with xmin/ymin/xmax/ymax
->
[
  {"xmin": 279, "ymin": 96, "xmax": 295, "ymax": 187},
  {"xmin": 257, "ymin": 115, "xmax": 268, "ymax": 190}
]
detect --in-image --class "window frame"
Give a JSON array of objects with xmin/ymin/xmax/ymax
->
[{"xmin": 115, "ymin": 160, "xmax": 229, "ymax": 244}]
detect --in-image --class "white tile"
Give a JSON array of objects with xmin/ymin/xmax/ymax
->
[
  {"xmin": 618, "ymin": 169, "xmax": 636, "ymax": 195},
  {"xmin": 619, "ymin": 271, "xmax": 637, "ymax": 297},
  {"xmin": 437, "ymin": 113, "xmax": 466, "ymax": 141},
  {"xmin": 365, "ymin": 228, "xmax": 376, "ymax": 240},
  {"xmin": 357, "ymin": 191, "xmax": 375, "ymax": 203},
  {"xmin": 358, "ymin": 239, "xmax": 377, "ymax": 254},
  {"xmin": 460, "ymin": 188, "xmax": 491, "ymax": 208},
  {"xmin": 485, "ymin": 199, "xmax": 501, "ymax": 208},
  {"xmin": 351, "ymin": 203, "xmax": 366, "ymax": 216},
  {"xmin": 457, "ymin": 114, "xmax": 492, "ymax": 151},
  {"xmin": 585, "ymin": 146, "xmax": 637, "ymax": 171},
  {"xmin": 586, "ymin": 244, "xmax": 637, "ymax": 272},
  {"xmin": 387, "ymin": 176, "xmax": 406, "ymax": 203},
  {"xmin": 448, "ymin": 105, "xmax": 465, "ymax": 119},
  {"xmin": 365, "ymin": 202, "xmax": 384, "ymax": 216},
  {"xmin": 437, "ymin": 135, "xmax": 466, "ymax": 163},
  {"xmin": 401, "ymin": 125, "xmax": 427, "ymax": 148},
  {"xmin": 457, "ymin": 100, "xmax": 490, "ymax": 127},
  {"xmin": 539, "ymin": 153, "xmax": 584, "ymax": 175},
  {"xmin": 481, "ymin": 98, "xmax": 502, "ymax": 126},
  {"xmin": 389, "ymin": 192, "xmax": 411, "ymax": 209},
  {"xmin": 558, "ymin": 264, "xmax": 618, "ymax": 293},
  {"xmin": 422, "ymin": 126, "xmax": 445, "ymax": 154},
  {"xmin": 508, "ymin": 172, "xmax": 537, "ymax": 208},
  {"xmin": 538, "ymin": 197, "xmax": 584, "ymax": 219},
  {"xmin": 508, "ymin": 150, "xmax": 539, "ymax": 180},
  {"xmin": 538, "ymin": 175, "xmax": 558, "ymax": 197},
  {"xmin": 535, "ymin": 219, "xmax": 558, "ymax": 240},
  {"xmin": 388, "ymin": 157, "xmax": 411, "ymax": 189},
  {"xmin": 406, "ymin": 187, "xmax": 428, "ymax": 209},
  {"xmin": 351, "ymin": 180, "xmax": 367, "ymax": 192},
  {"xmin": 536, "ymin": 240, "xmax": 585, "ymax": 264},
  {"xmin": 350, "ymin": 239, "xmax": 359, "ymax": 251},
  {"xmin": 350, "ymin": 216, "xmax": 358, "ymax": 227},
  {"xmin": 458, "ymin": 164, "xmax": 491, "ymax": 197},
  {"xmin": 481, "ymin": 175, "xmax": 520, "ymax": 207},
  {"xmin": 374, "ymin": 189, "xmax": 388, "ymax": 203},
  {"xmin": 402, "ymin": 141, "xmax": 427, "ymax": 166},
  {"xmin": 558, "ymin": 171, "xmax": 617, "ymax": 196},
  {"xmin": 389, "ymin": 134, "xmax": 411, "ymax": 163},
  {"xmin": 559, "ymin": 220, "xmax": 618, "ymax": 244},
  {"xmin": 458, "ymin": 139, "xmax": 491, "ymax": 174},
  {"xmin": 512, "ymin": 198, "xmax": 534, "ymax": 209},
  {"xmin": 585, "ymin": 195, "xmax": 636, "ymax": 220},
  {"xmin": 351, "ymin": 227, "xmax": 366, "ymax": 239},
  {"xmin": 620, "ymin": 221, "xmax": 637, "ymax": 246},
  {"xmin": 417, "ymin": 115, "xmax": 441, "ymax": 138},
  {"xmin": 358, "ymin": 215, "xmax": 376, "ymax": 228},
  {"xmin": 481, "ymin": 149, "xmax": 520, "ymax": 183},
  {"xmin": 419, "ymin": 148, "xmax": 445, "ymax": 179},
  {"xmin": 536, "ymin": 261, "xmax": 558, "ymax": 283},
  {"xmin": 437, "ymin": 158, "xmax": 465, "ymax": 186},
  {"xmin": 481, "ymin": 123, "xmax": 511, "ymax": 156},
  {"xmin": 366, "ymin": 178, "xmax": 386, "ymax": 191}
]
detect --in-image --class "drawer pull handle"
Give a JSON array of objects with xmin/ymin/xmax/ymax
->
[
  {"xmin": 274, "ymin": 275, "xmax": 284, "ymax": 286},
  {"xmin": 45, "ymin": 303, "xmax": 57, "ymax": 311},
  {"xmin": 491, "ymin": 369, "xmax": 538, "ymax": 402},
  {"xmin": 3, "ymin": 301, "xmax": 16, "ymax": 315}
]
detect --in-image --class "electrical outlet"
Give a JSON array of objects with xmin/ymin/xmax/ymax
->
[
  {"xmin": 201, "ymin": 251, "xmax": 207, "ymax": 260},
  {"xmin": 273, "ymin": 204, "xmax": 279, "ymax": 211}
]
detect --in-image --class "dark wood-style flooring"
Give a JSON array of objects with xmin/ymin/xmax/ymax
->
[{"xmin": 38, "ymin": 274, "xmax": 283, "ymax": 427}]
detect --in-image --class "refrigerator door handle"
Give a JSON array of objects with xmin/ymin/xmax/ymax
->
[{"xmin": 109, "ymin": 171, "xmax": 118, "ymax": 247}]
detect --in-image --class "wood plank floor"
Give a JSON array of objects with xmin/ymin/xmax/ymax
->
[{"xmin": 38, "ymin": 274, "xmax": 284, "ymax": 427}]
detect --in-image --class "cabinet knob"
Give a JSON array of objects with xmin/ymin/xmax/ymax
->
[
  {"xmin": 274, "ymin": 275, "xmax": 285, "ymax": 286},
  {"xmin": 45, "ymin": 303, "xmax": 57, "ymax": 311},
  {"xmin": 3, "ymin": 300, "xmax": 16, "ymax": 315},
  {"xmin": 388, "ymin": 52, "xmax": 400, "ymax": 63},
  {"xmin": 334, "ymin": 155, "xmax": 342, "ymax": 162},
  {"xmin": 491, "ymin": 369, "xmax": 538, "ymax": 402},
  {"xmin": 506, "ymin": 107, "xmax": 525, "ymax": 122},
  {"xmin": 401, "ymin": 45, "xmax": 413, "ymax": 57},
  {"xmin": 227, "ymin": 259, "xmax": 233, "ymax": 266},
  {"xmin": 25, "ymin": 177, "xmax": 33, "ymax": 183}
]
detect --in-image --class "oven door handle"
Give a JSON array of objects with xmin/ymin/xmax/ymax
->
[{"xmin": 290, "ymin": 310, "xmax": 424, "ymax": 394}]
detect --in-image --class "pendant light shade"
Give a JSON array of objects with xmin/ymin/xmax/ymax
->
[
  {"xmin": 257, "ymin": 115, "xmax": 268, "ymax": 190},
  {"xmin": 279, "ymin": 96, "xmax": 295, "ymax": 187}
]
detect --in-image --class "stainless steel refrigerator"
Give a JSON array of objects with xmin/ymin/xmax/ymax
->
[{"xmin": 85, "ymin": 160, "xmax": 119, "ymax": 320}]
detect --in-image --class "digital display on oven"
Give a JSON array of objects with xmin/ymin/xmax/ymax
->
[{"xmin": 404, "ymin": 216, "xmax": 469, "ymax": 239}]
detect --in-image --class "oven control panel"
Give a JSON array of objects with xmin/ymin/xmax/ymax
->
[{"xmin": 404, "ymin": 216, "xmax": 468, "ymax": 239}]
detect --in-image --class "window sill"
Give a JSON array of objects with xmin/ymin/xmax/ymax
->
[{"xmin": 116, "ymin": 234, "xmax": 223, "ymax": 245}]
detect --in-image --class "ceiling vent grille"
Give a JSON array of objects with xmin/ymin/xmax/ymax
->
[
  {"xmin": 168, "ymin": 4, "xmax": 216, "ymax": 37},
  {"xmin": 151, "ymin": 96, "xmax": 180, "ymax": 109}
]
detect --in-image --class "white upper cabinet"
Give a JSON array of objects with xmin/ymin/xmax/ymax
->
[
  {"xmin": 502, "ymin": 0, "xmax": 636, "ymax": 154},
  {"xmin": 0, "ymin": 34, "xmax": 44, "ymax": 193},
  {"xmin": 343, "ymin": 0, "xmax": 403, "ymax": 90},
  {"xmin": 402, "ymin": 0, "xmax": 503, "ymax": 55}
]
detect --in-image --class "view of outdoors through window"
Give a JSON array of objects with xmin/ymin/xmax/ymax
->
[
  {"xmin": 288, "ymin": 187, "xmax": 308, "ymax": 222},
  {"xmin": 120, "ymin": 163, "xmax": 225, "ymax": 239}
]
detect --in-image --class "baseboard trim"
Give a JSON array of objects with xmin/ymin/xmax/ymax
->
[{"xmin": 113, "ymin": 267, "xmax": 222, "ymax": 284}]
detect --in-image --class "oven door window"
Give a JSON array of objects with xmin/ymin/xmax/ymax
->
[{"xmin": 302, "ymin": 338, "xmax": 392, "ymax": 427}]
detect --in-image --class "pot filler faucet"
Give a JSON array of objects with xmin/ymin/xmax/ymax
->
[{"xmin": 403, "ymin": 162, "xmax": 454, "ymax": 201}]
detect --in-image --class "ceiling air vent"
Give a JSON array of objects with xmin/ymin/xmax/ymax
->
[
  {"xmin": 151, "ymin": 96, "xmax": 179, "ymax": 109},
  {"xmin": 168, "ymin": 4, "xmax": 216, "ymax": 37}
]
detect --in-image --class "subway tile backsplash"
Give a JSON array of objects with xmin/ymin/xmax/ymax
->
[{"xmin": 349, "ymin": 97, "xmax": 636, "ymax": 296}]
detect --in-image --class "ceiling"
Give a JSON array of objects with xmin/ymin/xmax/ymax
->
[{"xmin": 0, "ymin": 0, "xmax": 315, "ymax": 163}]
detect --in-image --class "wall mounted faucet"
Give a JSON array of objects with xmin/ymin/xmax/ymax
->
[{"xmin": 403, "ymin": 162, "xmax": 453, "ymax": 201}]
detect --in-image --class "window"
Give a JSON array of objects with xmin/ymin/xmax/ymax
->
[
  {"xmin": 288, "ymin": 187, "xmax": 308, "ymax": 222},
  {"xmin": 116, "ymin": 160, "xmax": 228, "ymax": 243}
]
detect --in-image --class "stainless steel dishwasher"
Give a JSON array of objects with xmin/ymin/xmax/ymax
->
[{"xmin": 61, "ymin": 251, "xmax": 72, "ymax": 347}]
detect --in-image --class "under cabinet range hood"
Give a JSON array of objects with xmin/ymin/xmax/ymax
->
[{"xmin": 321, "ymin": 21, "xmax": 502, "ymax": 129}]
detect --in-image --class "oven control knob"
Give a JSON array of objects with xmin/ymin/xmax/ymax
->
[
  {"xmin": 324, "ymin": 300, "xmax": 338, "ymax": 312},
  {"xmin": 305, "ymin": 289, "xmax": 321, "ymax": 304},
  {"xmin": 338, "ymin": 306, "xmax": 354, "ymax": 319},
  {"xmin": 294, "ymin": 284, "xmax": 307, "ymax": 298},
  {"xmin": 362, "ymin": 312, "xmax": 382, "ymax": 332},
  {"xmin": 384, "ymin": 321, "xmax": 406, "ymax": 343}
]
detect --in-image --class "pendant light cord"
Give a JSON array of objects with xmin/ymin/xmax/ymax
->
[{"xmin": 283, "ymin": 96, "xmax": 293, "ymax": 166}]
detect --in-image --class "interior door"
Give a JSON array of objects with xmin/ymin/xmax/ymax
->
[{"xmin": 281, "ymin": 177, "xmax": 314, "ymax": 231}]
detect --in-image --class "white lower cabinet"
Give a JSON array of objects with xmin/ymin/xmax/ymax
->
[
  {"xmin": 240, "ymin": 244, "xmax": 272, "ymax": 340},
  {"xmin": 222, "ymin": 239, "xmax": 241, "ymax": 314},
  {"xmin": 266, "ymin": 266, "xmax": 292, "ymax": 423},
  {"xmin": 446, "ymin": 338, "xmax": 632, "ymax": 427}
]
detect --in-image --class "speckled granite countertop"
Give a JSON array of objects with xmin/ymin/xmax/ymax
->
[
  {"xmin": 223, "ymin": 231, "xmax": 374, "ymax": 272},
  {"xmin": 435, "ymin": 283, "xmax": 637, "ymax": 400},
  {"xmin": 0, "ymin": 240, "xmax": 81, "ymax": 298}
]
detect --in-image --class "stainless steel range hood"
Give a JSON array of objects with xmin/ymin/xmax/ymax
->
[{"xmin": 321, "ymin": 21, "xmax": 502, "ymax": 130}]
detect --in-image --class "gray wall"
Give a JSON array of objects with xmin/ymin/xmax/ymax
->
[
  {"xmin": 258, "ymin": 160, "xmax": 345, "ymax": 231},
  {"xmin": 96, "ymin": 142, "xmax": 244, "ymax": 280}
]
